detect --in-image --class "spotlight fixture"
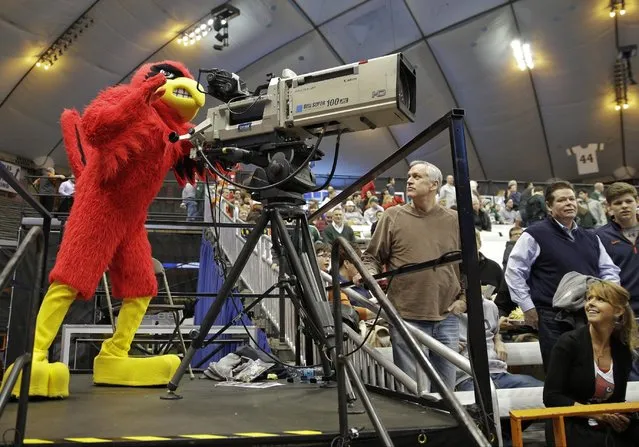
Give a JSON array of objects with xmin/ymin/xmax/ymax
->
[
  {"xmin": 614, "ymin": 59, "xmax": 630, "ymax": 110},
  {"xmin": 176, "ymin": 3, "xmax": 239, "ymax": 50},
  {"xmin": 36, "ymin": 14, "xmax": 94, "ymax": 70},
  {"xmin": 610, "ymin": 0, "xmax": 626, "ymax": 17},
  {"xmin": 510, "ymin": 39, "xmax": 534, "ymax": 70}
]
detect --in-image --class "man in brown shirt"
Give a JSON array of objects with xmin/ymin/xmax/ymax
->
[{"xmin": 355, "ymin": 161, "xmax": 465, "ymax": 389}]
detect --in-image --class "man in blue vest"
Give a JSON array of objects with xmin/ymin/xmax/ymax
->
[
  {"xmin": 505, "ymin": 181, "xmax": 620, "ymax": 369},
  {"xmin": 596, "ymin": 182, "xmax": 639, "ymax": 380}
]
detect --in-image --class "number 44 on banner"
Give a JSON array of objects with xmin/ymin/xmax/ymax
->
[{"xmin": 566, "ymin": 143, "xmax": 604, "ymax": 176}]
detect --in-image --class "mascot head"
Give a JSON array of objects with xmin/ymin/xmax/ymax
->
[{"xmin": 132, "ymin": 61, "xmax": 205, "ymax": 122}]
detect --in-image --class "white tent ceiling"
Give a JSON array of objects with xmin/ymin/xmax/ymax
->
[{"xmin": 1, "ymin": 0, "xmax": 637, "ymax": 182}]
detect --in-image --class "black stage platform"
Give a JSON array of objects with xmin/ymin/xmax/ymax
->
[{"xmin": 0, "ymin": 374, "xmax": 472, "ymax": 446}]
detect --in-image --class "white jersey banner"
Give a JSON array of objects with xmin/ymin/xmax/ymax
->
[{"xmin": 566, "ymin": 143, "xmax": 603, "ymax": 175}]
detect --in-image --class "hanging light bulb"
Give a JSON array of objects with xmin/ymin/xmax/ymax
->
[
  {"xmin": 615, "ymin": 104, "xmax": 622, "ymax": 111},
  {"xmin": 511, "ymin": 40, "xmax": 528, "ymax": 70},
  {"xmin": 610, "ymin": 9, "xmax": 617, "ymax": 17},
  {"xmin": 620, "ymin": 8, "xmax": 626, "ymax": 15},
  {"xmin": 207, "ymin": 18, "xmax": 214, "ymax": 26},
  {"xmin": 522, "ymin": 43, "xmax": 534, "ymax": 69},
  {"xmin": 623, "ymin": 102, "xmax": 629, "ymax": 109},
  {"xmin": 36, "ymin": 61, "xmax": 41, "ymax": 67}
]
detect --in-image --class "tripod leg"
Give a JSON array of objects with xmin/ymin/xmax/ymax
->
[
  {"xmin": 166, "ymin": 211, "xmax": 271, "ymax": 393},
  {"xmin": 344, "ymin": 357, "xmax": 393, "ymax": 447},
  {"xmin": 271, "ymin": 228, "xmax": 291, "ymax": 350},
  {"xmin": 194, "ymin": 294, "xmax": 269, "ymax": 369},
  {"xmin": 343, "ymin": 367, "xmax": 364, "ymax": 414},
  {"xmin": 271, "ymin": 212, "xmax": 335, "ymax": 351},
  {"xmin": 297, "ymin": 214, "xmax": 327, "ymax": 304}
]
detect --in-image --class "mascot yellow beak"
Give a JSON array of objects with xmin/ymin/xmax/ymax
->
[{"xmin": 157, "ymin": 77, "xmax": 205, "ymax": 122}]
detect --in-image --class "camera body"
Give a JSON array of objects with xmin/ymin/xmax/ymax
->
[
  {"xmin": 186, "ymin": 53, "xmax": 416, "ymax": 199},
  {"xmin": 191, "ymin": 53, "xmax": 415, "ymax": 153}
]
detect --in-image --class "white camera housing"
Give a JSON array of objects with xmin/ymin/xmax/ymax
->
[{"xmin": 191, "ymin": 53, "xmax": 416, "ymax": 148}]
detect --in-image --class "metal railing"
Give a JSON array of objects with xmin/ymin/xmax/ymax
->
[
  {"xmin": 0, "ymin": 226, "xmax": 45, "ymax": 446},
  {"xmin": 330, "ymin": 237, "xmax": 492, "ymax": 446},
  {"xmin": 325, "ymin": 274, "xmax": 502, "ymax": 445},
  {"xmin": 0, "ymin": 163, "xmax": 54, "ymax": 446}
]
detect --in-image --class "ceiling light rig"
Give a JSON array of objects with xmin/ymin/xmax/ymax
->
[
  {"xmin": 609, "ymin": 0, "xmax": 626, "ymax": 17},
  {"xmin": 177, "ymin": 3, "xmax": 240, "ymax": 51},
  {"xmin": 614, "ymin": 44, "xmax": 637, "ymax": 110},
  {"xmin": 36, "ymin": 14, "xmax": 94, "ymax": 70},
  {"xmin": 510, "ymin": 39, "xmax": 534, "ymax": 71}
]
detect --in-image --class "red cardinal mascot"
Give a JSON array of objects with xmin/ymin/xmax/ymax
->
[{"xmin": 3, "ymin": 61, "xmax": 206, "ymax": 398}]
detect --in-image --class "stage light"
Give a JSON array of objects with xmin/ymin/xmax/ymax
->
[
  {"xmin": 213, "ymin": 16, "xmax": 222, "ymax": 31},
  {"xmin": 176, "ymin": 5, "xmax": 238, "ymax": 49},
  {"xmin": 36, "ymin": 14, "xmax": 93, "ymax": 70},
  {"xmin": 610, "ymin": 0, "xmax": 626, "ymax": 17},
  {"xmin": 511, "ymin": 40, "xmax": 534, "ymax": 70},
  {"xmin": 522, "ymin": 43, "xmax": 534, "ymax": 69}
]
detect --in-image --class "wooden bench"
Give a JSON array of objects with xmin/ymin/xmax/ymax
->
[{"xmin": 510, "ymin": 401, "xmax": 639, "ymax": 447}]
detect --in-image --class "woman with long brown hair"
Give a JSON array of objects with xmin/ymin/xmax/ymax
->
[{"xmin": 544, "ymin": 280, "xmax": 639, "ymax": 446}]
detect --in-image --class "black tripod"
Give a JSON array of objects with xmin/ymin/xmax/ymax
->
[{"xmin": 164, "ymin": 194, "xmax": 393, "ymax": 445}]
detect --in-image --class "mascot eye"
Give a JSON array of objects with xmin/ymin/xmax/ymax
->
[{"xmin": 160, "ymin": 69, "xmax": 175, "ymax": 79}]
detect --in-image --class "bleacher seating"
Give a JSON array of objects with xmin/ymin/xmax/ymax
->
[{"xmin": 0, "ymin": 196, "xmax": 21, "ymax": 245}]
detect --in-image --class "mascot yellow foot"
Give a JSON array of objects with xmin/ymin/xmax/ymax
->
[
  {"xmin": 1, "ymin": 282, "xmax": 74, "ymax": 398},
  {"xmin": 3, "ymin": 357, "xmax": 70, "ymax": 399},
  {"xmin": 93, "ymin": 297, "xmax": 180, "ymax": 386}
]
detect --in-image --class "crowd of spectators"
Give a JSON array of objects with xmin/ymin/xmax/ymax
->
[{"xmin": 296, "ymin": 172, "xmax": 639, "ymax": 445}]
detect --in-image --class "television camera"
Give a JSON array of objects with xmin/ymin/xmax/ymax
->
[{"xmin": 171, "ymin": 53, "xmax": 416, "ymax": 203}]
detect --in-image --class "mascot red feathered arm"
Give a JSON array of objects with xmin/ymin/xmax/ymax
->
[{"xmin": 3, "ymin": 61, "xmax": 208, "ymax": 398}]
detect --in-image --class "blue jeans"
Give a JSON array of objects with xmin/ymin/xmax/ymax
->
[
  {"xmin": 457, "ymin": 372, "xmax": 543, "ymax": 391},
  {"xmin": 537, "ymin": 307, "xmax": 583, "ymax": 372},
  {"xmin": 185, "ymin": 199, "xmax": 199, "ymax": 221},
  {"xmin": 390, "ymin": 314, "xmax": 459, "ymax": 391}
]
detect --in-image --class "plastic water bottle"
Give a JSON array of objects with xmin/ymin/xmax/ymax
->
[
  {"xmin": 286, "ymin": 366, "xmax": 325, "ymax": 383},
  {"xmin": 299, "ymin": 366, "xmax": 326, "ymax": 383}
]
